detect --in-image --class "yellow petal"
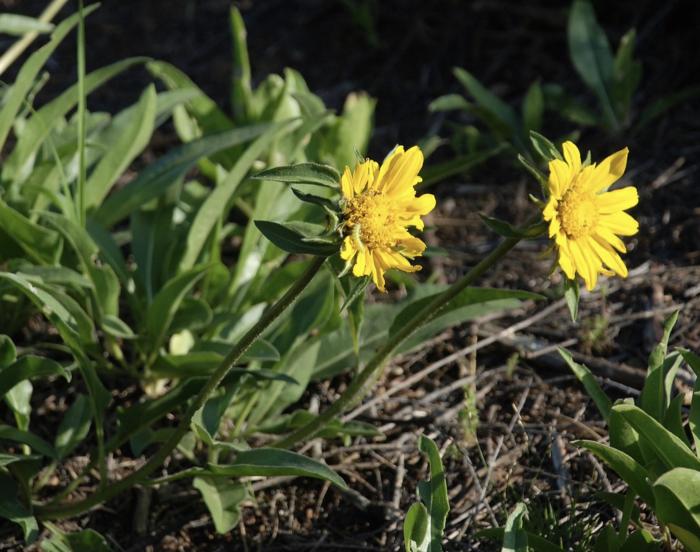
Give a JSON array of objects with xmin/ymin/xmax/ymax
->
[
  {"xmin": 590, "ymin": 147, "xmax": 628, "ymax": 192},
  {"xmin": 548, "ymin": 159, "xmax": 572, "ymax": 198},
  {"xmin": 398, "ymin": 236, "xmax": 427, "ymax": 256},
  {"xmin": 351, "ymin": 160, "xmax": 374, "ymax": 195},
  {"xmin": 600, "ymin": 211, "xmax": 639, "ymax": 236},
  {"xmin": 362, "ymin": 250, "xmax": 384, "ymax": 291},
  {"xmin": 340, "ymin": 236, "xmax": 356, "ymax": 261},
  {"xmin": 340, "ymin": 167, "xmax": 354, "ymax": 200},
  {"xmin": 596, "ymin": 186, "xmax": 638, "ymax": 213},
  {"xmin": 569, "ymin": 238, "xmax": 598, "ymax": 290},
  {"xmin": 562, "ymin": 141, "xmax": 581, "ymax": 173},
  {"xmin": 588, "ymin": 236, "xmax": 628, "ymax": 277},
  {"xmin": 381, "ymin": 249, "xmax": 418, "ymax": 273},
  {"xmin": 557, "ymin": 237, "xmax": 576, "ymax": 280},
  {"xmin": 548, "ymin": 216, "xmax": 560, "ymax": 238},
  {"xmin": 406, "ymin": 193, "xmax": 436, "ymax": 215},
  {"xmin": 378, "ymin": 146, "xmax": 424, "ymax": 196},
  {"xmin": 543, "ymin": 197, "xmax": 557, "ymax": 221},
  {"xmin": 594, "ymin": 226, "xmax": 627, "ymax": 253},
  {"xmin": 353, "ymin": 248, "xmax": 368, "ymax": 277}
]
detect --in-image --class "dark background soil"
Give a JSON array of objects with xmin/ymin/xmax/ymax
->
[{"xmin": 1, "ymin": 0, "xmax": 699, "ymax": 550}]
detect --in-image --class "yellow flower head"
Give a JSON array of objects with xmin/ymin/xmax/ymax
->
[
  {"xmin": 339, "ymin": 145, "xmax": 436, "ymax": 292},
  {"xmin": 543, "ymin": 141, "xmax": 639, "ymax": 291}
]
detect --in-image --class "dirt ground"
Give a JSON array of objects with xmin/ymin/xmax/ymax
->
[{"xmin": 1, "ymin": 0, "xmax": 699, "ymax": 550}]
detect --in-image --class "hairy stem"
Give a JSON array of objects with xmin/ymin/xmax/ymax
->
[{"xmin": 36, "ymin": 256, "xmax": 327, "ymax": 520}]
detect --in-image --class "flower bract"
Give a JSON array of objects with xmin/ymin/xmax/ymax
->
[
  {"xmin": 543, "ymin": 141, "xmax": 639, "ymax": 291},
  {"xmin": 339, "ymin": 145, "xmax": 436, "ymax": 292}
]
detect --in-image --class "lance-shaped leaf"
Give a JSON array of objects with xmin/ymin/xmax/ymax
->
[
  {"xmin": 207, "ymin": 448, "xmax": 347, "ymax": 489},
  {"xmin": 252, "ymin": 162, "xmax": 340, "ymax": 188}
]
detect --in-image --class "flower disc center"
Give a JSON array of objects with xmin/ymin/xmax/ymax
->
[
  {"xmin": 345, "ymin": 192, "xmax": 396, "ymax": 249},
  {"xmin": 558, "ymin": 187, "xmax": 598, "ymax": 239}
]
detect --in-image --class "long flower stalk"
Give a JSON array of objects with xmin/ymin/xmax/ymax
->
[
  {"xmin": 273, "ymin": 233, "xmax": 523, "ymax": 449},
  {"xmin": 36, "ymin": 255, "xmax": 327, "ymax": 520}
]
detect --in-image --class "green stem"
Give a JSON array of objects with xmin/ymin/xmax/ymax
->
[
  {"xmin": 76, "ymin": 0, "xmax": 87, "ymax": 226},
  {"xmin": 272, "ymin": 235, "xmax": 522, "ymax": 449},
  {"xmin": 36, "ymin": 256, "xmax": 326, "ymax": 520}
]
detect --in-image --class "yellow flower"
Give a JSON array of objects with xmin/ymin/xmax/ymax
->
[
  {"xmin": 543, "ymin": 141, "xmax": 639, "ymax": 291},
  {"xmin": 339, "ymin": 145, "xmax": 436, "ymax": 292}
]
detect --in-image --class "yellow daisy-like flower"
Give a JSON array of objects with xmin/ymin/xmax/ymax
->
[
  {"xmin": 543, "ymin": 141, "xmax": 639, "ymax": 291},
  {"xmin": 339, "ymin": 145, "xmax": 436, "ymax": 292}
]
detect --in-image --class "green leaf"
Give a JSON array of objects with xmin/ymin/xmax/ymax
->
[
  {"xmin": 529, "ymin": 131, "xmax": 563, "ymax": 162},
  {"xmin": 5, "ymin": 57, "xmax": 147, "ymax": 184},
  {"xmin": 501, "ymin": 502, "xmax": 528, "ymax": 552},
  {"xmin": 687, "ymin": 353, "xmax": 700, "ymax": 456},
  {"xmin": 208, "ymin": 448, "xmax": 347, "ymax": 489},
  {"xmin": 193, "ymin": 476, "xmax": 247, "ymax": 534},
  {"xmin": 254, "ymin": 220, "xmax": 339, "ymax": 255},
  {"xmin": 0, "ymin": 453, "xmax": 42, "ymax": 468},
  {"xmin": 229, "ymin": 7, "xmax": 252, "ymax": 123},
  {"xmin": 42, "ymin": 212, "xmax": 121, "ymax": 320},
  {"xmin": 324, "ymin": 92, "xmax": 375, "ymax": 169},
  {"xmin": 129, "ymin": 205, "xmax": 173, "ymax": 304},
  {"xmin": 0, "ymin": 473, "xmax": 38, "ymax": 543},
  {"xmin": 291, "ymin": 188, "xmax": 339, "ymax": 211},
  {"xmin": 614, "ymin": 404, "xmax": 700, "ymax": 471},
  {"xmin": 682, "ymin": 349, "xmax": 700, "ymax": 378},
  {"xmin": 522, "ymin": 81, "xmax": 544, "ymax": 134},
  {"xmin": 415, "ymin": 435, "xmax": 449, "ymax": 552},
  {"xmin": 0, "ymin": 424, "xmax": 56, "ymax": 459},
  {"xmin": 0, "ymin": 199, "xmax": 61, "ymax": 265},
  {"xmin": 567, "ymin": 0, "xmax": 618, "ymax": 128},
  {"xmin": 253, "ymin": 162, "xmax": 340, "ymax": 188},
  {"xmin": 640, "ymin": 311, "xmax": 679, "ymax": 421},
  {"xmin": 0, "ymin": 355, "xmax": 70, "ymax": 398},
  {"xmin": 147, "ymin": 60, "xmax": 234, "ymax": 136},
  {"xmin": 648, "ymin": 311, "xmax": 678, "ymax": 372},
  {"xmin": 663, "ymin": 393, "xmax": 689, "ymax": 446},
  {"xmin": 0, "ymin": 273, "xmax": 94, "ymax": 350},
  {"xmin": 390, "ymin": 287, "xmax": 542, "ymax": 340},
  {"xmin": 653, "ymin": 468, "xmax": 700, "ymax": 551},
  {"xmin": 612, "ymin": 28, "xmax": 642, "ymax": 120},
  {"xmin": 257, "ymin": 410, "xmax": 381, "ymax": 440},
  {"xmin": 576, "ymin": 440, "xmax": 654, "ymax": 505},
  {"xmin": 0, "ymin": 6, "xmax": 98, "ymax": 152},
  {"xmin": 55, "ymin": 394, "xmax": 91, "ymax": 460},
  {"xmin": 94, "ymin": 123, "xmax": 275, "ymax": 227},
  {"xmin": 559, "ymin": 348, "xmax": 612, "ymax": 420},
  {"xmin": 41, "ymin": 528, "xmax": 112, "ymax": 552},
  {"xmin": 85, "ymin": 84, "xmax": 157, "ymax": 209},
  {"xmin": 4, "ymin": 380, "xmax": 31, "ymax": 431},
  {"xmin": 404, "ymin": 502, "xmax": 430, "ymax": 552},
  {"xmin": 563, "ymin": 278, "xmax": 580, "ymax": 322},
  {"xmin": 428, "ymin": 93, "xmax": 471, "ymax": 113},
  {"xmin": 0, "ymin": 14, "xmax": 53, "ymax": 35},
  {"xmin": 102, "ymin": 315, "xmax": 135, "ymax": 339},
  {"xmin": 145, "ymin": 266, "xmax": 208, "ymax": 353},
  {"xmin": 452, "ymin": 67, "xmax": 519, "ymax": 137},
  {"xmin": 0, "ymin": 334, "xmax": 17, "ymax": 368},
  {"xmin": 178, "ymin": 120, "xmax": 298, "ymax": 270}
]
